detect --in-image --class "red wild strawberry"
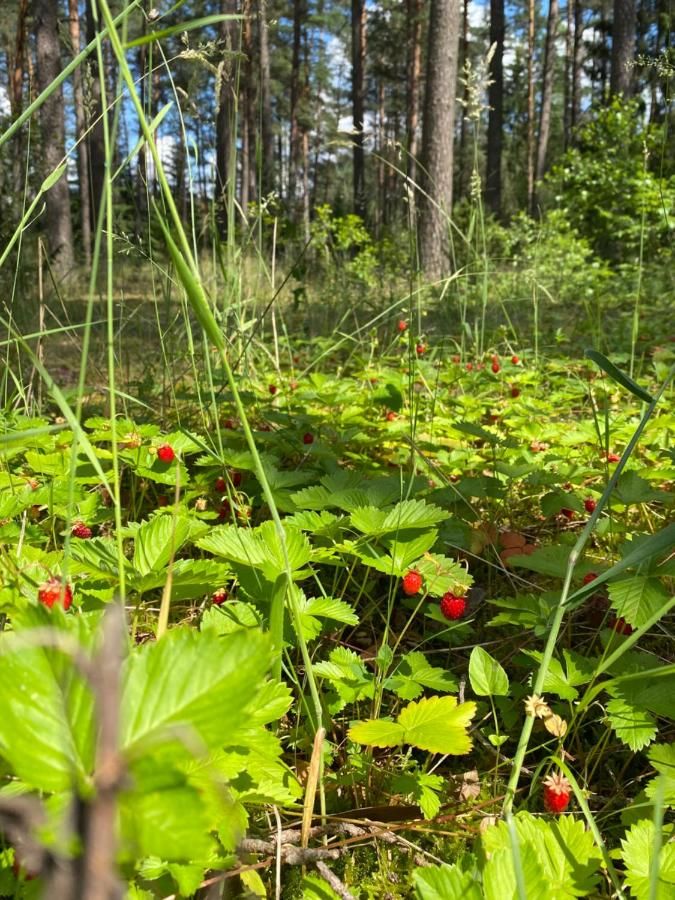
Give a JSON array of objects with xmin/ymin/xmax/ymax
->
[
  {"xmin": 440, "ymin": 593, "xmax": 467, "ymax": 620},
  {"xmin": 212, "ymin": 588, "xmax": 229, "ymax": 605},
  {"xmin": 72, "ymin": 522, "xmax": 92, "ymax": 539},
  {"xmin": 583, "ymin": 572, "xmax": 598, "ymax": 585},
  {"xmin": 386, "ymin": 410, "xmax": 397, "ymax": 421},
  {"xmin": 543, "ymin": 772, "xmax": 571, "ymax": 813},
  {"xmin": 290, "ymin": 379, "xmax": 299, "ymax": 390},
  {"xmin": 303, "ymin": 432, "xmax": 314, "ymax": 445},
  {"xmin": 230, "ymin": 470, "xmax": 243, "ymax": 488},
  {"xmin": 416, "ymin": 343, "xmax": 426, "ymax": 356},
  {"xmin": 612, "ymin": 615, "xmax": 634, "ymax": 635},
  {"xmin": 466, "ymin": 362, "xmax": 474, "ymax": 372},
  {"xmin": 269, "ymin": 384, "xmax": 278, "ymax": 395},
  {"xmin": 511, "ymin": 386, "xmax": 520, "ymax": 398},
  {"xmin": 491, "ymin": 361, "xmax": 501, "ymax": 373},
  {"xmin": 560, "ymin": 507, "xmax": 575, "ymax": 520},
  {"xmin": 584, "ymin": 497, "xmax": 597, "ymax": 514},
  {"xmin": 511, "ymin": 355, "xmax": 520, "ymax": 365},
  {"xmin": 451, "ymin": 354, "xmax": 460, "ymax": 363},
  {"xmin": 157, "ymin": 495, "xmax": 169, "ymax": 507},
  {"xmin": 223, "ymin": 418, "xmax": 237, "ymax": 430},
  {"xmin": 218, "ymin": 500, "xmax": 231, "ymax": 520},
  {"xmin": 402, "ymin": 570, "xmax": 423, "ymax": 596},
  {"xmin": 398, "ymin": 320, "xmax": 408, "ymax": 332},
  {"xmin": 214, "ymin": 476, "xmax": 227, "ymax": 493},
  {"xmin": 38, "ymin": 577, "xmax": 73, "ymax": 610},
  {"xmin": 606, "ymin": 452, "xmax": 620, "ymax": 463},
  {"xmin": 157, "ymin": 444, "xmax": 175, "ymax": 463}
]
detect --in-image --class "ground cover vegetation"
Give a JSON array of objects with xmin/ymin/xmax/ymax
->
[{"xmin": 0, "ymin": 0, "xmax": 673, "ymax": 898}]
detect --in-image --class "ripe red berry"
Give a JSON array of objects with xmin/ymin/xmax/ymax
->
[
  {"xmin": 157, "ymin": 495, "xmax": 169, "ymax": 507},
  {"xmin": 214, "ymin": 476, "xmax": 227, "ymax": 493},
  {"xmin": 72, "ymin": 522, "xmax": 92, "ymax": 539},
  {"xmin": 303, "ymin": 432, "xmax": 314, "ymax": 445},
  {"xmin": 612, "ymin": 616, "xmax": 634, "ymax": 635},
  {"xmin": 212, "ymin": 588, "xmax": 228, "ymax": 606},
  {"xmin": 269, "ymin": 384, "xmax": 277, "ymax": 395},
  {"xmin": 606, "ymin": 452, "xmax": 620, "ymax": 463},
  {"xmin": 218, "ymin": 500, "xmax": 231, "ymax": 520},
  {"xmin": 543, "ymin": 772, "xmax": 571, "ymax": 814},
  {"xmin": 416, "ymin": 343, "xmax": 426, "ymax": 356},
  {"xmin": 583, "ymin": 572, "xmax": 598, "ymax": 585},
  {"xmin": 560, "ymin": 507, "xmax": 575, "ymax": 520},
  {"xmin": 451, "ymin": 354, "xmax": 460, "ymax": 363},
  {"xmin": 511, "ymin": 355, "xmax": 520, "ymax": 365},
  {"xmin": 223, "ymin": 418, "xmax": 237, "ymax": 430},
  {"xmin": 584, "ymin": 497, "xmax": 597, "ymax": 514},
  {"xmin": 38, "ymin": 577, "xmax": 73, "ymax": 610},
  {"xmin": 440, "ymin": 593, "xmax": 467, "ymax": 620},
  {"xmin": 398, "ymin": 320, "xmax": 408, "ymax": 332},
  {"xmin": 491, "ymin": 361, "xmax": 501, "ymax": 373},
  {"xmin": 402, "ymin": 570, "xmax": 423, "ymax": 596},
  {"xmin": 511, "ymin": 386, "xmax": 520, "ymax": 398},
  {"xmin": 386, "ymin": 410, "xmax": 397, "ymax": 421},
  {"xmin": 157, "ymin": 444, "xmax": 175, "ymax": 463},
  {"xmin": 230, "ymin": 470, "xmax": 243, "ymax": 488},
  {"xmin": 466, "ymin": 362, "xmax": 473, "ymax": 371}
]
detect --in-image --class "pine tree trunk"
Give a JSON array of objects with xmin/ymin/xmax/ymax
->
[
  {"xmin": 406, "ymin": 0, "xmax": 422, "ymax": 194},
  {"xmin": 526, "ymin": 0, "xmax": 535, "ymax": 214},
  {"xmin": 563, "ymin": 0, "xmax": 573, "ymax": 148},
  {"xmin": 258, "ymin": 0, "xmax": 275, "ymax": 197},
  {"xmin": 35, "ymin": 0, "xmax": 74, "ymax": 278},
  {"xmin": 486, "ymin": 0, "xmax": 504, "ymax": 216},
  {"xmin": 288, "ymin": 0, "xmax": 305, "ymax": 218},
  {"xmin": 216, "ymin": 0, "xmax": 239, "ymax": 239},
  {"xmin": 419, "ymin": 0, "xmax": 462, "ymax": 279},
  {"xmin": 572, "ymin": 0, "xmax": 584, "ymax": 132},
  {"xmin": 610, "ymin": 0, "xmax": 636, "ymax": 96},
  {"xmin": 69, "ymin": 0, "xmax": 91, "ymax": 267},
  {"xmin": 536, "ymin": 0, "xmax": 559, "ymax": 187},
  {"xmin": 351, "ymin": 0, "xmax": 367, "ymax": 220},
  {"xmin": 458, "ymin": 0, "xmax": 470, "ymax": 198},
  {"xmin": 8, "ymin": 0, "xmax": 29, "ymax": 198},
  {"xmin": 86, "ymin": 3, "xmax": 106, "ymax": 239}
]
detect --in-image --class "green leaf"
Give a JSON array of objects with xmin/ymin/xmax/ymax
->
[
  {"xmin": 469, "ymin": 646, "xmax": 510, "ymax": 697},
  {"xmin": 584, "ymin": 349, "xmax": 654, "ymax": 403},
  {"xmin": 415, "ymin": 553, "xmax": 473, "ymax": 598},
  {"xmin": 120, "ymin": 628, "xmax": 271, "ymax": 758},
  {"xmin": 385, "ymin": 651, "xmax": 457, "ymax": 701},
  {"xmin": 348, "ymin": 718, "xmax": 404, "ymax": 748},
  {"xmin": 297, "ymin": 594, "xmax": 359, "ymax": 641},
  {"xmin": 483, "ymin": 846, "xmax": 549, "ymax": 900},
  {"xmin": 608, "ymin": 577, "xmax": 670, "ymax": 628},
  {"xmin": 521, "ymin": 650, "xmax": 590, "ymax": 701},
  {"xmin": 414, "ymin": 861, "xmax": 482, "ymax": 900},
  {"xmin": 391, "ymin": 770, "xmax": 444, "ymax": 819},
  {"xmin": 614, "ymin": 470, "xmax": 670, "ymax": 505},
  {"xmin": 197, "ymin": 521, "xmax": 311, "ymax": 582},
  {"xmin": 132, "ymin": 514, "xmax": 192, "ymax": 577},
  {"xmin": 621, "ymin": 820, "xmax": 675, "ymax": 900},
  {"xmin": 508, "ymin": 545, "xmax": 571, "ymax": 578},
  {"xmin": 606, "ymin": 698, "xmax": 657, "ymax": 751},
  {"xmin": 398, "ymin": 696, "xmax": 476, "ymax": 754},
  {"xmin": 350, "ymin": 499, "xmax": 447, "ymax": 536}
]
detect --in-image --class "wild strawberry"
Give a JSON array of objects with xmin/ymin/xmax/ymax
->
[
  {"xmin": 386, "ymin": 410, "xmax": 397, "ymax": 421},
  {"xmin": 510, "ymin": 386, "xmax": 520, "ymax": 398},
  {"xmin": 230, "ymin": 470, "xmax": 243, "ymax": 488},
  {"xmin": 303, "ymin": 432, "xmax": 314, "ymax": 445},
  {"xmin": 218, "ymin": 500, "xmax": 231, "ymax": 520},
  {"xmin": 212, "ymin": 588, "xmax": 228, "ymax": 605},
  {"xmin": 214, "ymin": 476, "xmax": 227, "ymax": 493},
  {"xmin": 26, "ymin": 478, "xmax": 40, "ymax": 490},
  {"xmin": 121, "ymin": 431, "xmax": 142, "ymax": 450},
  {"xmin": 606, "ymin": 452, "xmax": 620, "ymax": 463},
  {"xmin": 583, "ymin": 572, "xmax": 598, "ymax": 585},
  {"xmin": 223, "ymin": 418, "xmax": 237, "ymax": 430},
  {"xmin": 402, "ymin": 570, "xmax": 423, "ymax": 596},
  {"xmin": 543, "ymin": 772, "xmax": 571, "ymax": 814},
  {"xmin": 584, "ymin": 497, "xmax": 597, "ymax": 514},
  {"xmin": 511, "ymin": 355, "xmax": 520, "ymax": 365},
  {"xmin": 398, "ymin": 320, "xmax": 408, "ymax": 332},
  {"xmin": 491, "ymin": 361, "xmax": 501, "ymax": 374},
  {"xmin": 38, "ymin": 577, "xmax": 73, "ymax": 610},
  {"xmin": 416, "ymin": 343, "xmax": 426, "ymax": 356},
  {"xmin": 451, "ymin": 354, "xmax": 460, "ymax": 363},
  {"xmin": 157, "ymin": 495, "xmax": 169, "ymax": 507},
  {"xmin": 440, "ymin": 593, "xmax": 467, "ymax": 620},
  {"xmin": 612, "ymin": 615, "xmax": 634, "ymax": 635},
  {"xmin": 157, "ymin": 444, "xmax": 175, "ymax": 464},
  {"xmin": 560, "ymin": 507, "xmax": 575, "ymax": 520},
  {"xmin": 466, "ymin": 362, "xmax": 473, "ymax": 372},
  {"xmin": 72, "ymin": 522, "xmax": 92, "ymax": 539},
  {"xmin": 269, "ymin": 384, "xmax": 277, "ymax": 395},
  {"xmin": 290, "ymin": 379, "xmax": 299, "ymax": 390}
]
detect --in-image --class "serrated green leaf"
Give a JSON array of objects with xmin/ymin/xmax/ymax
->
[
  {"xmin": 469, "ymin": 646, "xmax": 510, "ymax": 697},
  {"xmin": 385, "ymin": 651, "xmax": 457, "ymax": 700},
  {"xmin": 197, "ymin": 520, "xmax": 311, "ymax": 581},
  {"xmin": 621, "ymin": 820, "xmax": 675, "ymax": 900},
  {"xmin": 415, "ymin": 553, "xmax": 473, "ymax": 598},
  {"xmin": 132, "ymin": 514, "xmax": 192, "ymax": 577},
  {"xmin": 606, "ymin": 698, "xmax": 657, "ymax": 750},
  {"xmin": 348, "ymin": 718, "xmax": 404, "ymax": 747},
  {"xmin": 608, "ymin": 577, "xmax": 670, "ymax": 628},
  {"xmin": 413, "ymin": 862, "xmax": 482, "ymax": 900}
]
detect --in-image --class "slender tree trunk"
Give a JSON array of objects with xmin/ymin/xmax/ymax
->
[
  {"xmin": 486, "ymin": 0, "xmax": 504, "ymax": 216},
  {"xmin": 215, "ymin": 0, "xmax": 239, "ymax": 239},
  {"xmin": 536, "ymin": 0, "xmax": 559, "ymax": 188},
  {"xmin": 351, "ymin": 0, "xmax": 367, "ymax": 219},
  {"xmin": 563, "ymin": 0, "xmax": 574, "ymax": 148},
  {"xmin": 87, "ymin": 3, "xmax": 106, "ymax": 238},
  {"xmin": 572, "ymin": 0, "xmax": 584, "ymax": 132},
  {"xmin": 8, "ymin": 0, "xmax": 29, "ymax": 197},
  {"xmin": 35, "ymin": 0, "xmax": 74, "ymax": 278},
  {"xmin": 610, "ymin": 0, "xmax": 636, "ymax": 96},
  {"xmin": 419, "ymin": 0, "xmax": 462, "ymax": 279},
  {"xmin": 458, "ymin": 0, "xmax": 470, "ymax": 197},
  {"xmin": 240, "ymin": 0, "xmax": 253, "ymax": 217},
  {"xmin": 526, "ymin": 0, "xmax": 535, "ymax": 214},
  {"xmin": 69, "ymin": 0, "xmax": 91, "ymax": 267},
  {"xmin": 376, "ymin": 79, "xmax": 386, "ymax": 235},
  {"xmin": 288, "ymin": 0, "xmax": 305, "ymax": 218},
  {"xmin": 258, "ymin": 0, "xmax": 275, "ymax": 197},
  {"xmin": 406, "ymin": 0, "xmax": 423, "ymax": 194}
]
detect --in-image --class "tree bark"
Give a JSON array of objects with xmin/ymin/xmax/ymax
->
[
  {"xmin": 610, "ymin": 0, "xmax": 636, "ymax": 96},
  {"xmin": 215, "ymin": 0, "xmax": 238, "ymax": 239},
  {"xmin": 351, "ymin": 0, "xmax": 367, "ymax": 220},
  {"xmin": 69, "ymin": 0, "xmax": 91, "ymax": 267},
  {"xmin": 8, "ymin": 0, "xmax": 29, "ymax": 198},
  {"xmin": 526, "ymin": 0, "xmax": 535, "ymax": 214},
  {"xmin": 419, "ymin": 0, "xmax": 462, "ymax": 279},
  {"xmin": 258, "ymin": 0, "xmax": 275, "ymax": 197},
  {"xmin": 485, "ymin": 0, "xmax": 504, "ymax": 216},
  {"xmin": 536, "ymin": 0, "xmax": 559, "ymax": 187},
  {"xmin": 288, "ymin": 0, "xmax": 305, "ymax": 215},
  {"xmin": 86, "ymin": 2, "xmax": 106, "ymax": 240},
  {"xmin": 34, "ymin": 0, "xmax": 74, "ymax": 278},
  {"xmin": 563, "ymin": 0, "xmax": 573, "ymax": 148},
  {"xmin": 571, "ymin": 0, "xmax": 584, "ymax": 133},
  {"xmin": 406, "ymin": 0, "xmax": 423, "ymax": 194},
  {"xmin": 458, "ymin": 0, "xmax": 470, "ymax": 198}
]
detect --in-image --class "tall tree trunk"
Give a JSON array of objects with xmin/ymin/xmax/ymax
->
[
  {"xmin": 86, "ymin": 2, "xmax": 106, "ymax": 239},
  {"xmin": 258, "ymin": 0, "xmax": 275, "ymax": 197},
  {"xmin": 419, "ymin": 0, "xmax": 462, "ymax": 279},
  {"xmin": 572, "ymin": 0, "xmax": 584, "ymax": 132},
  {"xmin": 288, "ymin": 0, "xmax": 305, "ymax": 218},
  {"xmin": 458, "ymin": 0, "xmax": 470, "ymax": 197},
  {"xmin": 351, "ymin": 0, "xmax": 367, "ymax": 220},
  {"xmin": 240, "ymin": 0, "xmax": 253, "ymax": 217},
  {"xmin": 69, "ymin": 0, "xmax": 91, "ymax": 267},
  {"xmin": 536, "ymin": 0, "xmax": 559, "ymax": 189},
  {"xmin": 376, "ymin": 79, "xmax": 386, "ymax": 235},
  {"xmin": 35, "ymin": 0, "xmax": 74, "ymax": 278},
  {"xmin": 486, "ymin": 0, "xmax": 504, "ymax": 216},
  {"xmin": 563, "ymin": 0, "xmax": 573, "ymax": 148},
  {"xmin": 215, "ymin": 0, "xmax": 239, "ymax": 239},
  {"xmin": 8, "ymin": 0, "xmax": 29, "ymax": 197},
  {"xmin": 610, "ymin": 0, "xmax": 636, "ymax": 96},
  {"xmin": 526, "ymin": 0, "xmax": 535, "ymax": 214},
  {"xmin": 406, "ymin": 0, "xmax": 423, "ymax": 194}
]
